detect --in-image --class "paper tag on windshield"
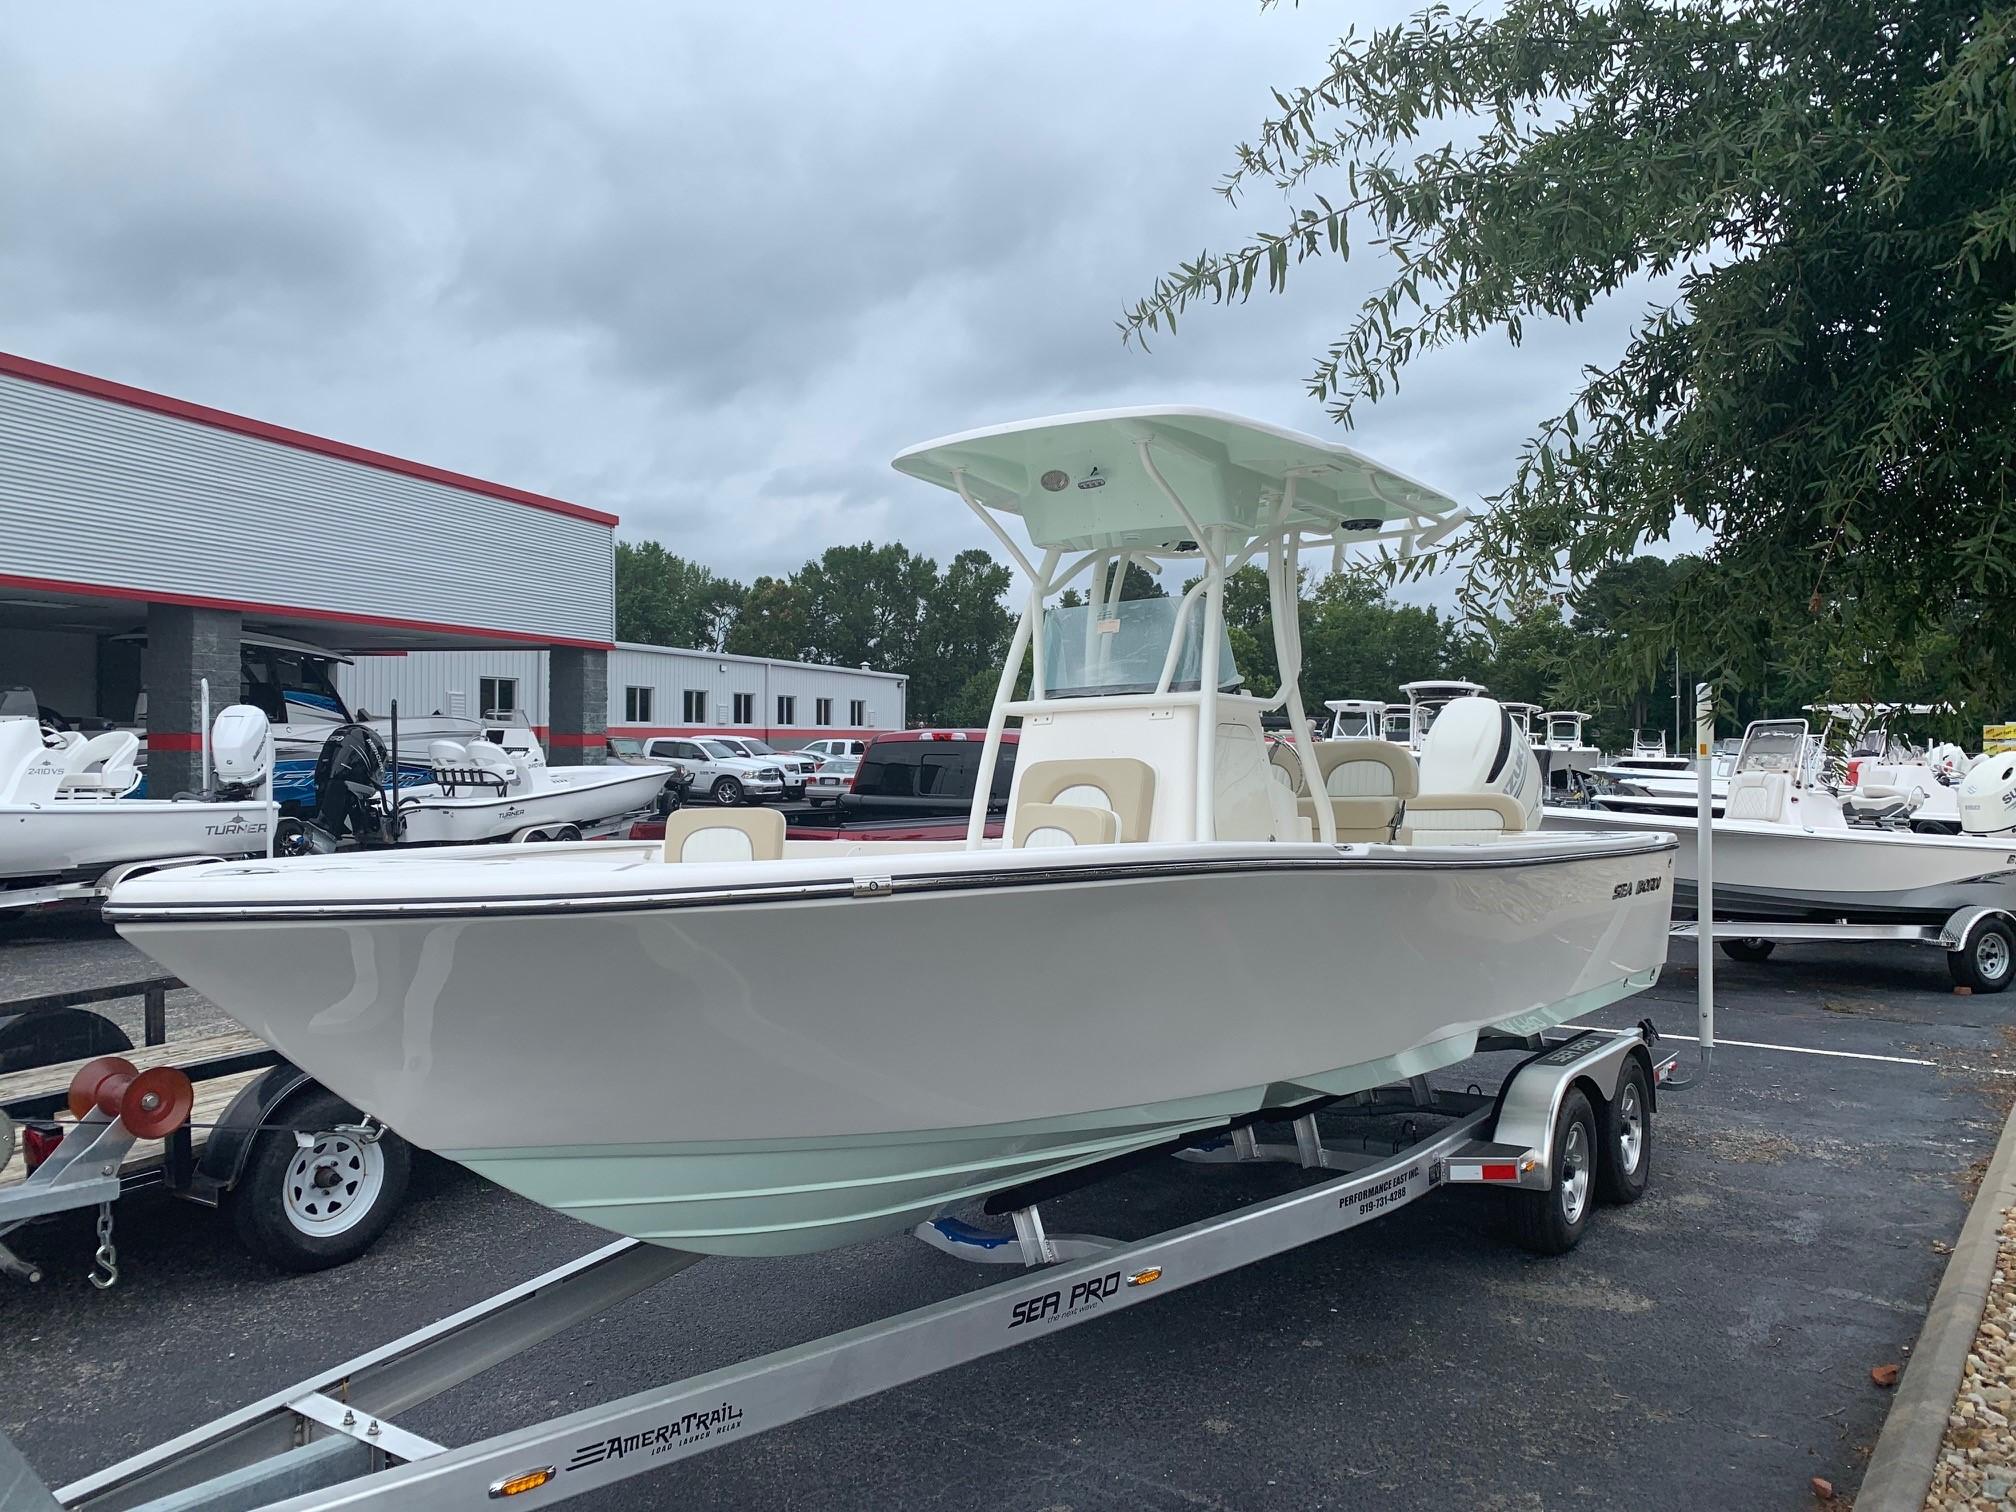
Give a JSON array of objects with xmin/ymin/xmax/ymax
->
[{"xmin": 1097, "ymin": 618, "xmax": 1121, "ymax": 634}]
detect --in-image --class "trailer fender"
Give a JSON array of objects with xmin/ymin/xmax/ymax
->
[
  {"xmin": 186, "ymin": 1061, "xmax": 318, "ymax": 1207},
  {"xmin": 1490, "ymin": 1032, "xmax": 1651, "ymax": 1188},
  {"xmin": 1940, "ymin": 905, "xmax": 2016, "ymax": 954}
]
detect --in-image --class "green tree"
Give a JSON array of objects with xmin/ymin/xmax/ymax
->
[
  {"xmin": 914, "ymin": 549, "xmax": 1016, "ymax": 725},
  {"xmin": 1125, "ymin": 0, "xmax": 2016, "ymax": 708},
  {"xmin": 614, "ymin": 542, "xmax": 744, "ymax": 650}
]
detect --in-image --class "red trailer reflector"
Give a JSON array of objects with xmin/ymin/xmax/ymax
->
[{"xmin": 1480, "ymin": 1162, "xmax": 1519, "ymax": 1182}]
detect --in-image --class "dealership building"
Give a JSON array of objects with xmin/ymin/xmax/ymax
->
[
  {"xmin": 337, "ymin": 644, "xmax": 906, "ymax": 746},
  {"xmin": 0, "ymin": 353, "xmax": 905, "ymax": 784}
]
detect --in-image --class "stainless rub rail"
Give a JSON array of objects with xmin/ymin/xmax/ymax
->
[{"xmin": 100, "ymin": 838, "xmax": 1679, "ymax": 924}]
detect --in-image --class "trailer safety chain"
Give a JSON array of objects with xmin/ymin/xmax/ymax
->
[{"xmin": 89, "ymin": 1202, "xmax": 118, "ymax": 1290}]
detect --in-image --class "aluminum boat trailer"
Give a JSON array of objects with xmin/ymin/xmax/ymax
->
[
  {"xmin": 11, "ymin": 1024, "xmax": 1677, "ymax": 1512},
  {"xmin": 1673, "ymin": 903, "xmax": 2016, "ymax": 992}
]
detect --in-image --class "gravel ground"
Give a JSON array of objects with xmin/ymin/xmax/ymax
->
[
  {"xmin": 1928, "ymin": 1207, "xmax": 2016, "ymax": 1508},
  {"xmin": 0, "ymin": 927, "xmax": 2011, "ymax": 1509}
]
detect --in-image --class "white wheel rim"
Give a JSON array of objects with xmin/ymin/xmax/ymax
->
[
  {"xmin": 1559, "ymin": 1120, "xmax": 1591, "ymax": 1225},
  {"xmin": 1616, "ymin": 1084, "xmax": 1644, "ymax": 1176},
  {"xmin": 1980, "ymin": 933, "xmax": 2011, "ymax": 981},
  {"xmin": 282, "ymin": 1134, "xmax": 384, "ymax": 1237}
]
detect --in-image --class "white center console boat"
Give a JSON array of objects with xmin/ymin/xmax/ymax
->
[{"xmin": 105, "ymin": 407, "xmax": 1676, "ymax": 1258}]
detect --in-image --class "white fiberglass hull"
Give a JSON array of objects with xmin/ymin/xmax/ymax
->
[
  {"xmin": 109, "ymin": 831, "xmax": 1675, "ymax": 1256},
  {"xmin": 2, "ymin": 798, "xmax": 276, "ymax": 884},
  {"xmin": 394, "ymin": 767, "xmax": 672, "ymax": 844},
  {"xmin": 1541, "ymin": 804, "xmax": 2016, "ymax": 923}
]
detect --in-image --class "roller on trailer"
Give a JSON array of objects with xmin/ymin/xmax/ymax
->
[{"xmin": 8, "ymin": 1020, "xmax": 1690, "ymax": 1512}]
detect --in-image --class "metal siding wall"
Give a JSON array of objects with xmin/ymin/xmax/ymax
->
[
  {"xmin": 1, "ymin": 374, "xmax": 614, "ymax": 643},
  {"xmin": 602, "ymin": 646, "xmax": 906, "ymax": 735},
  {"xmin": 336, "ymin": 649, "xmax": 548, "ymax": 726}
]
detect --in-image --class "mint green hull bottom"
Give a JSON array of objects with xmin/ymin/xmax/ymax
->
[{"xmin": 450, "ymin": 973, "xmax": 1655, "ymax": 1257}]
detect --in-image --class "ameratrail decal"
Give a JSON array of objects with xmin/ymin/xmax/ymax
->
[{"xmin": 564, "ymin": 1402, "xmax": 744, "ymax": 1471}]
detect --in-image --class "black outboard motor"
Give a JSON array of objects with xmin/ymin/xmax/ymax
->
[{"xmin": 299, "ymin": 724, "xmax": 395, "ymax": 850}]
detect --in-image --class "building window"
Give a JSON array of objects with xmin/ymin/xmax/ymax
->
[
  {"xmin": 480, "ymin": 677, "xmax": 518, "ymax": 719},
  {"xmin": 849, "ymin": 699, "xmax": 867, "ymax": 726},
  {"xmin": 732, "ymin": 692, "xmax": 754, "ymax": 724},
  {"xmin": 815, "ymin": 697, "xmax": 833, "ymax": 726},
  {"xmin": 682, "ymin": 689, "xmax": 706, "ymax": 723},
  {"xmin": 624, "ymin": 686, "xmax": 652, "ymax": 722},
  {"xmin": 776, "ymin": 695, "xmax": 796, "ymax": 725}
]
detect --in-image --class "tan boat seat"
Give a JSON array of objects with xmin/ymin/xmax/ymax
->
[
  {"xmin": 1015, "ymin": 758, "xmax": 1156, "ymax": 842},
  {"xmin": 1012, "ymin": 802, "xmax": 1121, "ymax": 849},
  {"xmin": 1398, "ymin": 793, "xmax": 1527, "ymax": 845},
  {"xmin": 662, "ymin": 806, "xmax": 786, "ymax": 863},
  {"xmin": 1275, "ymin": 740, "xmax": 1415, "ymax": 842}
]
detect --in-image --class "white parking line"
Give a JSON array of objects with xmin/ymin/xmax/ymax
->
[{"xmin": 1567, "ymin": 1024, "xmax": 2016, "ymax": 1074}]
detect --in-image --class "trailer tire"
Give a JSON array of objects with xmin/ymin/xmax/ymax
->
[
  {"xmin": 0, "ymin": 1008, "xmax": 132, "ymax": 1074},
  {"xmin": 231, "ymin": 1089, "xmax": 410, "ymax": 1272},
  {"xmin": 1510, "ymin": 1089, "xmax": 1597, "ymax": 1256},
  {"xmin": 1595, "ymin": 1060, "xmax": 1652, "ymax": 1205},
  {"xmin": 1719, "ymin": 937, "xmax": 1776, "ymax": 963},
  {"xmin": 1950, "ymin": 918, "xmax": 2016, "ymax": 994}
]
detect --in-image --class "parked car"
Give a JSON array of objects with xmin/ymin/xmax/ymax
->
[
  {"xmin": 805, "ymin": 755, "xmax": 860, "ymax": 806},
  {"xmin": 798, "ymin": 737, "xmax": 868, "ymax": 762},
  {"xmin": 640, "ymin": 737, "xmax": 786, "ymax": 806},
  {"xmin": 606, "ymin": 737, "xmax": 694, "ymax": 813},
  {"xmin": 709, "ymin": 736, "xmax": 817, "ymax": 798}
]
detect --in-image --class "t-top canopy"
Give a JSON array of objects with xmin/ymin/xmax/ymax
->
[{"xmin": 891, "ymin": 406, "xmax": 1460, "ymax": 553}]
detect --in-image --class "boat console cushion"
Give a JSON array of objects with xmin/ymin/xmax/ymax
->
[
  {"xmin": 1724, "ymin": 771, "xmax": 1789, "ymax": 824},
  {"xmin": 1399, "ymin": 793, "xmax": 1525, "ymax": 845},
  {"xmin": 1012, "ymin": 801, "xmax": 1121, "ymax": 849},
  {"xmin": 1015, "ymin": 758, "xmax": 1156, "ymax": 842},
  {"xmin": 661, "ymin": 807, "xmax": 787, "ymax": 864}
]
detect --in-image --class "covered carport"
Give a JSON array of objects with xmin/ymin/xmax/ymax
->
[{"xmin": 0, "ymin": 352, "xmax": 617, "ymax": 791}]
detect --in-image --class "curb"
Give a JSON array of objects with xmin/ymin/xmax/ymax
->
[{"xmin": 1858, "ymin": 1096, "xmax": 2016, "ymax": 1509}]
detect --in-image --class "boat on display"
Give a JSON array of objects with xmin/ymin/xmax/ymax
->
[
  {"xmin": 1545, "ymin": 718, "xmax": 2016, "ymax": 926},
  {"xmin": 290, "ymin": 723, "xmax": 678, "ymax": 849},
  {"xmin": 1538, "ymin": 710, "xmax": 1602, "ymax": 791},
  {"xmin": 106, "ymin": 406, "xmax": 1676, "ymax": 1258},
  {"xmin": 1322, "ymin": 697, "xmax": 1390, "ymax": 740},
  {"xmin": 1396, "ymin": 678, "xmax": 1489, "ymax": 751},
  {"xmin": 1, "ymin": 704, "xmax": 279, "ymax": 895}
]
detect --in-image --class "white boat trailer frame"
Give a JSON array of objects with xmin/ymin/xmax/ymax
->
[
  {"xmin": 1673, "ymin": 904, "xmax": 2016, "ymax": 992},
  {"xmin": 16, "ymin": 1024, "xmax": 1679, "ymax": 1512}
]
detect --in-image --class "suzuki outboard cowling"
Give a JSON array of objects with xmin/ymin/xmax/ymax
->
[
  {"xmin": 1416, "ymin": 697, "xmax": 1544, "ymax": 832},
  {"xmin": 1959, "ymin": 755, "xmax": 2016, "ymax": 836}
]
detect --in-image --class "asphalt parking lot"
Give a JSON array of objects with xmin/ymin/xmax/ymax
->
[{"xmin": 2, "ymin": 922, "xmax": 2011, "ymax": 1511}]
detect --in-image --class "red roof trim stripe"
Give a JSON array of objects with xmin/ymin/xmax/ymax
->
[
  {"xmin": 0, "ymin": 351, "xmax": 620, "ymax": 528},
  {"xmin": 0, "ymin": 573, "xmax": 614, "ymax": 651}
]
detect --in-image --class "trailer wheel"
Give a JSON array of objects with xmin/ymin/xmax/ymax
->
[
  {"xmin": 1719, "ymin": 937, "xmax": 1776, "ymax": 963},
  {"xmin": 231, "ymin": 1089, "xmax": 411, "ymax": 1272},
  {"xmin": 1950, "ymin": 919, "xmax": 2016, "ymax": 994},
  {"xmin": 1595, "ymin": 1060, "xmax": 1652, "ymax": 1205},
  {"xmin": 1510, "ymin": 1089, "xmax": 1597, "ymax": 1256}
]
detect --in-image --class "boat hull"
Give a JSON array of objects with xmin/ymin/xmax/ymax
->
[
  {"xmin": 111, "ymin": 834, "xmax": 1675, "ymax": 1255},
  {"xmin": 394, "ymin": 767, "xmax": 673, "ymax": 844},
  {"xmin": 1542, "ymin": 805, "xmax": 2016, "ymax": 923},
  {"xmin": 1, "ymin": 799, "xmax": 276, "ymax": 883}
]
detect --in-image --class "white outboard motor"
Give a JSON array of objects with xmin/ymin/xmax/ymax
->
[
  {"xmin": 210, "ymin": 705, "xmax": 272, "ymax": 793},
  {"xmin": 1958, "ymin": 754, "xmax": 2016, "ymax": 835},
  {"xmin": 1416, "ymin": 696, "xmax": 1543, "ymax": 832}
]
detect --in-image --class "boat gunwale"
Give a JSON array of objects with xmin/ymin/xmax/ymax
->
[{"xmin": 105, "ymin": 836, "xmax": 1678, "ymax": 924}]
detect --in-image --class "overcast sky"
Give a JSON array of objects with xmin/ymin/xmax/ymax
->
[{"xmin": 0, "ymin": 2, "xmax": 1663, "ymax": 599}]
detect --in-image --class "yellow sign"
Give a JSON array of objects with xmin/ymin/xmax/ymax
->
[{"xmin": 1984, "ymin": 724, "xmax": 2016, "ymax": 755}]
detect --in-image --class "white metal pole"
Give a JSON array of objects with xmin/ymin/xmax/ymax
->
[
  {"xmin": 966, "ymin": 547, "xmax": 1059, "ymax": 850},
  {"xmin": 1194, "ymin": 528, "xmax": 1225, "ymax": 843},
  {"xmin": 1694, "ymin": 681, "xmax": 1715, "ymax": 1071},
  {"xmin": 263, "ymin": 728, "xmax": 276, "ymax": 859},
  {"xmin": 199, "ymin": 677, "xmax": 211, "ymax": 795}
]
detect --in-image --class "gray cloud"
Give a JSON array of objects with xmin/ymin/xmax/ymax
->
[{"xmin": 0, "ymin": 0, "xmax": 1658, "ymax": 603}]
